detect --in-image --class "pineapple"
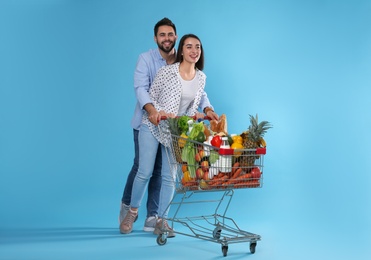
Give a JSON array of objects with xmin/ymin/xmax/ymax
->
[{"xmin": 240, "ymin": 114, "xmax": 272, "ymax": 166}]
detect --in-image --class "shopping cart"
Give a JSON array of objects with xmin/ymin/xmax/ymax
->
[{"xmin": 156, "ymin": 119, "xmax": 266, "ymax": 257}]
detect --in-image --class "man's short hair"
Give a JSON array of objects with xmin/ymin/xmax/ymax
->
[{"xmin": 154, "ymin": 17, "xmax": 177, "ymax": 36}]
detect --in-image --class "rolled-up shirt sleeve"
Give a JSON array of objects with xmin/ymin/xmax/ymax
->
[{"xmin": 199, "ymin": 91, "xmax": 212, "ymax": 112}]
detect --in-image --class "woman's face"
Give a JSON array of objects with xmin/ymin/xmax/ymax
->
[{"xmin": 181, "ymin": 37, "xmax": 201, "ymax": 64}]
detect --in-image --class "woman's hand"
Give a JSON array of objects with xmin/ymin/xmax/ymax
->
[
  {"xmin": 149, "ymin": 111, "xmax": 175, "ymax": 126},
  {"xmin": 164, "ymin": 112, "xmax": 176, "ymax": 119},
  {"xmin": 194, "ymin": 112, "xmax": 205, "ymax": 121},
  {"xmin": 148, "ymin": 110, "xmax": 161, "ymax": 126},
  {"xmin": 206, "ymin": 110, "xmax": 219, "ymax": 121},
  {"xmin": 159, "ymin": 110, "xmax": 175, "ymax": 119}
]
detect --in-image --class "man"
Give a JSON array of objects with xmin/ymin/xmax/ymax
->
[{"xmin": 119, "ymin": 17, "xmax": 217, "ymax": 233}]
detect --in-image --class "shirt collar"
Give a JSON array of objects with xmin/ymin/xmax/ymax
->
[{"xmin": 155, "ymin": 48, "xmax": 176, "ymax": 63}]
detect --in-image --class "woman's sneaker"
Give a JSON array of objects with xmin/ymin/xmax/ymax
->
[
  {"xmin": 143, "ymin": 216, "xmax": 157, "ymax": 232},
  {"xmin": 119, "ymin": 209, "xmax": 138, "ymax": 234},
  {"xmin": 153, "ymin": 219, "xmax": 176, "ymax": 238}
]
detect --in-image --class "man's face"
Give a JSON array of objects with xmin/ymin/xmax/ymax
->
[{"xmin": 155, "ymin": 25, "xmax": 177, "ymax": 53}]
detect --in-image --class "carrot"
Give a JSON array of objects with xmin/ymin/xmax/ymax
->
[
  {"xmin": 209, "ymin": 175, "xmax": 228, "ymax": 188},
  {"xmin": 183, "ymin": 181, "xmax": 198, "ymax": 187},
  {"xmin": 231, "ymin": 162, "xmax": 240, "ymax": 175},
  {"xmin": 216, "ymin": 175, "xmax": 228, "ymax": 183},
  {"xmin": 215, "ymin": 172, "xmax": 225, "ymax": 179},
  {"xmin": 221, "ymin": 168, "xmax": 245, "ymax": 187},
  {"xmin": 222, "ymin": 178, "xmax": 239, "ymax": 186},
  {"xmin": 231, "ymin": 168, "xmax": 243, "ymax": 179},
  {"xmin": 234, "ymin": 180, "xmax": 260, "ymax": 188},
  {"xmin": 232, "ymin": 183, "xmax": 248, "ymax": 188},
  {"xmin": 222, "ymin": 181, "xmax": 234, "ymax": 187},
  {"xmin": 207, "ymin": 179, "xmax": 218, "ymax": 186},
  {"xmin": 247, "ymin": 180, "xmax": 260, "ymax": 188},
  {"xmin": 233, "ymin": 173, "xmax": 253, "ymax": 183},
  {"xmin": 208, "ymin": 175, "xmax": 219, "ymax": 184},
  {"xmin": 208, "ymin": 172, "xmax": 225, "ymax": 185}
]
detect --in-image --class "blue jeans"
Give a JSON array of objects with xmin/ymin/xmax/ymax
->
[
  {"xmin": 131, "ymin": 124, "xmax": 176, "ymax": 219},
  {"xmin": 121, "ymin": 129, "xmax": 162, "ymax": 217}
]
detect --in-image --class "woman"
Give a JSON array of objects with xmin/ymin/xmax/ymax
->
[{"xmin": 120, "ymin": 34, "xmax": 218, "ymax": 235}]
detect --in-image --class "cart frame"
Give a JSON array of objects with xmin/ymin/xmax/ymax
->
[{"xmin": 156, "ymin": 122, "xmax": 266, "ymax": 257}]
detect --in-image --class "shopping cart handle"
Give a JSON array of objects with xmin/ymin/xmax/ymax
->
[
  {"xmin": 160, "ymin": 116, "xmax": 169, "ymax": 121},
  {"xmin": 160, "ymin": 116, "xmax": 212, "ymax": 121}
]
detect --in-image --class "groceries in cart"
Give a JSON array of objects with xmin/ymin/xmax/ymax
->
[{"xmin": 166, "ymin": 114, "xmax": 272, "ymax": 191}]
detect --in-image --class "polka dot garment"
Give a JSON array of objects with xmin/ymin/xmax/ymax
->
[{"xmin": 143, "ymin": 62, "xmax": 207, "ymax": 147}]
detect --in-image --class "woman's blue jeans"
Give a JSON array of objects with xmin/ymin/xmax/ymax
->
[
  {"xmin": 131, "ymin": 124, "xmax": 176, "ymax": 219},
  {"xmin": 121, "ymin": 128, "xmax": 162, "ymax": 217}
]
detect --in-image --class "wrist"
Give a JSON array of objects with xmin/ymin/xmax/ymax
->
[
  {"xmin": 204, "ymin": 107, "xmax": 214, "ymax": 114},
  {"xmin": 144, "ymin": 103, "xmax": 155, "ymax": 113}
]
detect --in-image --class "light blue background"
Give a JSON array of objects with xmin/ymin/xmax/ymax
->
[{"xmin": 1, "ymin": 0, "xmax": 370, "ymax": 259}]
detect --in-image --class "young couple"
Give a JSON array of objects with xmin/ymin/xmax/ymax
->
[{"xmin": 119, "ymin": 17, "xmax": 219, "ymax": 236}]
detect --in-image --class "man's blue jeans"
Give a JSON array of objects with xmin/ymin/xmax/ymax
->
[{"xmin": 121, "ymin": 128, "xmax": 162, "ymax": 217}]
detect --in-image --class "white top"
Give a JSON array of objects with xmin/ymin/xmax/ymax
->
[{"xmin": 178, "ymin": 72, "xmax": 199, "ymax": 115}]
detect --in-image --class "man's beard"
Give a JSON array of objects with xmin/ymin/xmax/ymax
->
[{"xmin": 157, "ymin": 41, "xmax": 175, "ymax": 53}]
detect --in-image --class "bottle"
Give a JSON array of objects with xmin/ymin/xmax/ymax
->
[
  {"xmin": 219, "ymin": 136, "xmax": 232, "ymax": 173},
  {"xmin": 203, "ymin": 135, "xmax": 213, "ymax": 156},
  {"xmin": 221, "ymin": 136, "xmax": 230, "ymax": 148},
  {"xmin": 187, "ymin": 120, "xmax": 194, "ymax": 135}
]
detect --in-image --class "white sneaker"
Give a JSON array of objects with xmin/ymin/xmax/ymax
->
[{"xmin": 143, "ymin": 216, "xmax": 157, "ymax": 232}]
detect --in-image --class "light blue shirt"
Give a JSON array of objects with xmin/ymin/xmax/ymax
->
[{"xmin": 131, "ymin": 48, "xmax": 213, "ymax": 130}]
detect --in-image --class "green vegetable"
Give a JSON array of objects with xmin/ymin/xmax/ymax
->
[
  {"xmin": 181, "ymin": 142, "xmax": 197, "ymax": 178},
  {"xmin": 180, "ymin": 121, "xmax": 205, "ymax": 178},
  {"xmin": 188, "ymin": 122, "xmax": 204, "ymax": 140},
  {"xmin": 167, "ymin": 118, "xmax": 180, "ymax": 135},
  {"xmin": 209, "ymin": 150, "xmax": 219, "ymax": 164},
  {"xmin": 180, "ymin": 121, "xmax": 206, "ymax": 178},
  {"xmin": 195, "ymin": 131, "xmax": 206, "ymax": 143},
  {"xmin": 227, "ymin": 134, "xmax": 233, "ymax": 146},
  {"xmin": 178, "ymin": 116, "xmax": 192, "ymax": 134}
]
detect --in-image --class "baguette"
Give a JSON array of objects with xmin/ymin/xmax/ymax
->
[{"xmin": 209, "ymin": 114, "xmax": 228, "ymax": 134}]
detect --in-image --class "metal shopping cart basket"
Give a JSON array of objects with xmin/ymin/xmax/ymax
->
[{"xmin": 156, "ymin": 120, "xmax": 266, "ymax": 257}]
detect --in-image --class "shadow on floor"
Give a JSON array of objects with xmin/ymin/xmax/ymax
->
[{"xmin": 0, "ymin": 227, "xmax": 147, "ymax": 245}]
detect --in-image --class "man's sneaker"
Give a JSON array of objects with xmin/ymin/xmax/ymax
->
[
  {"xmin": 153, "ymin": 219, "xmax": 176, "ymax": 238},
  {"xmin": 119, "ymin": 203, "xmax": 138, "ymax": 225},
  {"xmin": 119, "ymin": 209, "xmax": 138, "ymax": 234},
  {"xmin": 143, "ymin": 216, "xmax": 157, "ymax": 232}
]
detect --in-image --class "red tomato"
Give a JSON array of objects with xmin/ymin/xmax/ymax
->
[
  {"xmin": 251, "ymin": 167, "xmax": 261, "ymax": 179},
  {"xmin": 210, "ymin": 135, "xmax": 222, "ymax": 147}
]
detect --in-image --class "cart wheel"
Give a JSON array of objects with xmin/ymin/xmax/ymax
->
[
  {"xmin": 156, "ymin": 235, "xmax": 167, "ymax": 246},
  {"xmin": 250, "ymin": 242, "xmax": 257, "ymax": 254},
  {"xmin": 222, "ymin": 245, "xmax": 228, "ymax": 257},
  {"xmin": 213, "ymin": 228, "xmax": 222, "ymax": 239}
]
